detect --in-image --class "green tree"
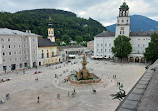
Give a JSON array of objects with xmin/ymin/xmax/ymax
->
[
  {"xmin": 61, "ymin": 34, "xmax": 71, "ymax": 44},
  {"xmin": 75, "ymin": 36, "xmax": 83, "ymax": 43},
  {"xmin": 56, "ymin": 38, "xmax": 61, "ymax": 46},
  {"xmin": 144, "ymin": 33, "xmax": 158, "ymax": 63},
  {"xmin": 112, "ymin": 35, "xmax": 132, "ymax": 61}
]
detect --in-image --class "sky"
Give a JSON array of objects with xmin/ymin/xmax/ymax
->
[{"xmin": 0, "ymin": 0, "xmax": 158, "ymax": 26}]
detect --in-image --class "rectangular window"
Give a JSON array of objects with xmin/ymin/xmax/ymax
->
[
  {"xmin": 138, "ymin": 44, "xmax": 140, "ymax": 47},
  {"xmin": 97, "ymin": 49, "xmax": 99, "ymax": 52},
  {"xmin": 3, "ymin": 52, "xmax": 5, "ymax": 56},
  {"xmin": 2, "ymin": 45, "xmax": 4, "ymax": 48},
  {"xmin": 97, "ymin": 44, "xmax": 99, "ymax": 46},
  {"xmin": 109, "ymin": 44, "xmax": 111, "ymax": 47},
  {"xmin": 3, "ymin": 66, "xmax": 7, "ymax": 71},
  {"xmin": 105, "ymin": 44, "xmax": 106, "ymax": 47},
  {"xmin": 8, "ymin": 38, "xmax": 10, "ymax": 41},
  {"xmin": 9, "ymin": 52, "xmax": 11, "ymax": 55},
  {"xmin": 3, "ymin": 59, "xmax": 5, "ymax": 62},
  {"xmin": 101, "ymin": 44, "xmax": 102, "ymax": 46},
  {"xmin": 1, "ymin": 38, "xmax": 4, "ymax": 41},
  {"xmin": 105, "ymin": 49, "xmax": 106, "ymax": 52},
  {"xmin": 143, "ymin": 44, "xmax": 145, "ymax": 47},
  {"xmin": 101, "ymin": 49, "xmax": 102, "ymax": 52}
]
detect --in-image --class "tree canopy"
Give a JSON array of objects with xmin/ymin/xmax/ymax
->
[
  {"xmin": 75, "ymin": 36, "xmax": 83, "ymax": 43},
  {"xmin": 0, "ymin": 9, "xmax": 106, "ymax": 42},
  {"xmin": 61, "ymin": 34, "xmax": 71, "ymax": 44},
  {"xmin": 144, "ymin": 33, "xmax": 158, "ymax": 63},
  {"xmin": 55, "ymin": 38, "xmax": 61, "ymax": 46},
  {"xmin": 112, "ymin": 35, "xmax": 132, "ymax": 59}
]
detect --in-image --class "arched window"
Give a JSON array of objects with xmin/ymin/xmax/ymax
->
[
  {"xmin": 42, "ymin": 53, "xmax": 44, "ymax": 58},
  {"xmin": 47, "ymin": 50, "xmax": 49, "ymax": 58},
  {"xmin": 52, "ymin": 52, "xmax": 54, "ymax": 57}
]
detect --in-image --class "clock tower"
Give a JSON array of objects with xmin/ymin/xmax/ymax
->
[
  {"xmin": 47, "ymin": 16, "xmax": 55, "ymax": 42},
  {"xmin": 115, "ymin": 2, "xmax": 130, "ymax": 38}
]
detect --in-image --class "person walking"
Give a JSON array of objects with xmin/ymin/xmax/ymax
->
[{"xmin": 37, "ymin": 96, "xmax": 39, "ymax": 103}]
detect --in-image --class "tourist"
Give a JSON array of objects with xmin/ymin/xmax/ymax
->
[
  {"xmin": 23, "ymin": 69, "xmax": 25, "ymax": 74},
  {"xmin": 57, "ymin": 93, "xmax": 60, "ymax": 99},
  {"xmin": 73, "ymin": 88, "xmax": 76, "ymax": 93},
  {"xmin": 6, "ymin": 93, "xmax": 10, "ymax": 100},
  {"xmin": 37, "ymin": 96, "xmax": 39, "ymax": 103},
  {"xmin": 1, "ymin": 98, "xmax": 4, "ymax": 103}
]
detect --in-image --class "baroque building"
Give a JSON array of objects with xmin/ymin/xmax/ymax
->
[
  {"xmin": 37, "ymin": 17, "xmax": 59, "ymax": 65},
  {"xmin": 0, "ymin": 28, "xmax": 39, "ymax": 73},
  {"xmin": 94, "ymin": 2, "xmax": 158, "ymax": 62}
]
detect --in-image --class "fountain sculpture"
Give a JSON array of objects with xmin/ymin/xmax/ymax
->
[{"xmin": 68, "ymin": 53, "xmax": 101, "ymax": 84}]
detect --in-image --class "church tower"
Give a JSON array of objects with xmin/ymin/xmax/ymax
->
[
  {"xmin": 47, "ymin": 16, "xmax": 55, "ymax": 42},
  {"xmin": 115, "ymin": 2, "xmax": 130, "ymax": 38}
]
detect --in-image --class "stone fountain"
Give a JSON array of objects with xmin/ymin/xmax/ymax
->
[{"xmin": 68, "ymin": 53, "xmax": 101, "ymax": 84}]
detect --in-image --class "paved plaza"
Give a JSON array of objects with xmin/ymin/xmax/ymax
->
[{"xmin": 0, "ymin": 56, "xmax": 145, "ymax": 111}]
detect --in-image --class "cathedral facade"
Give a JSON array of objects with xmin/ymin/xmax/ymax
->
[{"xmin": 94, "ymin": 2, "xmax": 158, "ymax": 62}]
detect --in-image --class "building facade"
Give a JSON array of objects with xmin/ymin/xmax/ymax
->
[
  {"xmin": 0, "ymin": 28, "xmax": 39, "ymax": 73},
  {"xmin": 94, "ymin": 2, "xmax": 158, "ymax": 62},
  {"xmin": 38, "ymin": 17, "xmax": 59, "ymax": 66},
  {"xmin": 87, "ymin": 40, "xmax": 94, "ymax": 51}
]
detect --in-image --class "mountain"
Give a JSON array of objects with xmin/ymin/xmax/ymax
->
[
  {"xmin": 0, "ymin": 9, "xmax": 106, "ymax": 41},
  {"xmin": 106, "ymin": 15, "xmax": 158, "ymax": 32}
]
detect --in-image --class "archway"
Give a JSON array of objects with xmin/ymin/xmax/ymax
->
[
  {"xmin": 135, "ymin": 57, "xmax": 139, "ymax": 62},
  {"xmin": 129, "ymin": 57, "xmax": 134, "ymax": 62}
]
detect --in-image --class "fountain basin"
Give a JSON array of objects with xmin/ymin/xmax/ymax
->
[{"xmin": 68, "ymin": 74, "xmax": 101, "ymax": 84}]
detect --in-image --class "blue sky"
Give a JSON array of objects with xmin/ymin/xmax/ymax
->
[{"xmin": 0, "ymin": 0, "xmax": 158, "ymax": 26}]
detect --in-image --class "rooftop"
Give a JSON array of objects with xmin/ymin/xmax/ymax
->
[
  {"xmin": 58, "ymin": 45, "xmax": 84, "ymax": 49},
  {"xmin": 116, "ymin": 60, "xmax": 158, "ymax": 111},
  {"xmin": 38, "ymin": 38, "xmax": 57, "ymax": 47},
  {"xmin": 0, "ymin": 28, "xmax": 39, "ymax": 36},
  {"xmin": 95, "ymin": 31, "xmax": 158, "ymax": 37}
]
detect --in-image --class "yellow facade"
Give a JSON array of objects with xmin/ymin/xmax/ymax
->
[{"xmin": 38, "ymin": 46, "xmax": 59, "ymax": 65}]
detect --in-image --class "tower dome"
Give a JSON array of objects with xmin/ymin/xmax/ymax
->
[{"xmin": 120, "ymin": 2, "xmax": 129, "ymax": 10}]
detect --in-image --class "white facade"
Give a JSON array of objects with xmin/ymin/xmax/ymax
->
[
  {"xmin": 94, "ymin": 37, "xmax": 114, "ymax": 58},
  {"xmin": 0, "ymin": 28, "xmax": 39, "ymax": 73},
  {"xmin": 94, "ymin": 2, "xmax": 154, "ymax": 62}
]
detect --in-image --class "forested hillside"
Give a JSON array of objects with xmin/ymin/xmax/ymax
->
[{"xmin": 0, "ymin": 9, "xmax": 106, "ymax": 41}]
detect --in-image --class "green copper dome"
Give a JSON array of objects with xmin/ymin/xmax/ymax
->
[{"xmin": 120, "ymin": 2, "xmax": 129, "ymax": 9}]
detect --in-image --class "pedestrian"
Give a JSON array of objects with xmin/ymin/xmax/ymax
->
[
  {"xmin": 1, "ymin": 98, "xmax": 4, "ymax": 103},
  {"xmin": 23, "ymin": 69, "xmax": 25, "ymax": 74},
  {"xmin": 37, "ymin": 96, "xmax": 39, "ymax": 103},
  {"xmin": 67, "ymin": 92, "xmax": 69, "ymax": 97},
  {"xmin": 73, "ymin": 88, "xmax": 75, "ymax": 93},
  {"xmin": 57, "ymin": 94, "xmax": 60, "ymax": 99}
]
